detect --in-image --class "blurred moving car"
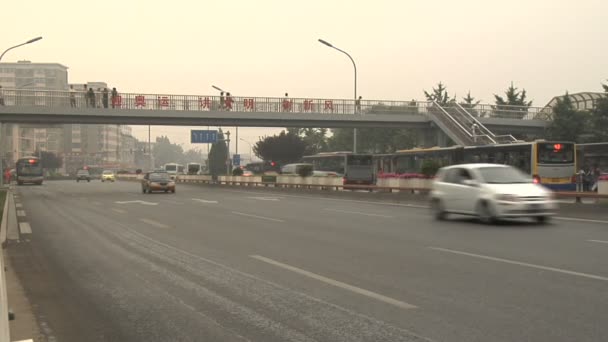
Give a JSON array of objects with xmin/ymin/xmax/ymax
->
[
  {"xmin": 242, "ymin": 170, "xmax": 254, "ymax": 177},
  {"xmin": 76, "ymin": 169, "xmax": 91, "ymax": 182},
  {"xmin": 142, "ymin": 171, "xmax": 175, "ymax": 194},
  {"xmin": 101, "ymin": 170, "xmax": 116, "ymax": 182},
  {"xmin": 430, "ymin": 164, "xmax": 556, "ymax": 224}
]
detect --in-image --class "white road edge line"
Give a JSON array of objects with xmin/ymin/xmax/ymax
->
[
  {"xmin": 555, "ymin": 216, "xmax": 608, "ymax": 224},
  {"xmin": 19, "ymin": 222, "xmax": 32, "ymax": 234},
  {"xmin": 429, "ymin": 247, "xmax": 608, "ymax": 282},
  {"xmin": 231, "ymin": 211, "xmax": 284, "ymax": 223},
  {"xmin": 324, "ymin": 208, "xmax": 393, "ymax": 218},
  {"xmin": 112, "ymin": 208, "xmax": 127, "ymax": 214},
  {"xmin": 139, "ymin": 218, "xmax": 170, "ymax": 229},
  {"xmin": 250, "ymin": 255, "xmax": 417, "ymax": 309},
  {"xmin": 587, "ymin": 239, "xmax": 608, "ymax": 244},
  {"xmin": 17, "ymin": 210, "xmax": 26, "ymax": 217},
  {"xmin": 15, "ymin": 203, "xmax": 23, "ymax": 208}
]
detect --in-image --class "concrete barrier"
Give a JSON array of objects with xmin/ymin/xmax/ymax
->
[{"xmin": 0, "ymin": 190, "xmax": 12, "ymax": 342}]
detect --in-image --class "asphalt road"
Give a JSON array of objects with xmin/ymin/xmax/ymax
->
[{"xmin": 7, "ymin": 180, "xmax": 608, "ymax": 342}]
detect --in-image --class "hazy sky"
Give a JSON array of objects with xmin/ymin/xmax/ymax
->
[{"xmin": 3, "ymin": 0, "xmax": 607, "ymax": 153}]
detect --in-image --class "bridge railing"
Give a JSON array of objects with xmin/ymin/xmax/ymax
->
[{"xmin": 0, "ymin": 88, "xmax": 549, "ymax": 120}]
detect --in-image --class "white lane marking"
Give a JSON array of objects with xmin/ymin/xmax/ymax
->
[
  {"xmin": 15, "ymin": 203, "xmax": 23, "ymax": 208},
  {"xmin": 231, "ymin": 211, "xmax": 285, "ymax": 223},
  {"xmin": 112, "ymin": 208, "xmax": 127, "ymax": 214},
  {"xmin": 250, "ymin": 255, "xmax": 417, "ymax": 310},
  {"xmin": 429, "ymin": 247, "xmax": 608, "ymax": 282},
  {"xmin": 192, "ymin": 198, "xmax": 219, "ymax": 204},
  {"xmin": 324, "ymin": 208, "xmax": 393, "ymax": 218},
  {"xmin": 17, "ymin": 210, "xmax": 26, "ymax": 217},
  {"xmin": 225, "ymin": 189, "xmax": 428, "ymax": 208},
  {"xmin": 587, "ymin": 240, "xmax": 608, "ymax": 244},
  {"xmin": 139, "ymin": 218, "xmax": 170, "ymax": 229},
  {"xmin": 248, "ymin": 196, "xmax": 281, "ymax": 201},
  {"xmin": 555, "ymin": 217, "xmax": 608, "ymax": 225},
  {"xmin": 19, "ymin": 222, "xmax": 32, "ymax": 234},
  {"xmin": 92, "ymin": 201, "xmax": 102, "ymax": 205},
  {"xmin": 115, "ymin": 200, "xmax": 158, "ymax": 206}
]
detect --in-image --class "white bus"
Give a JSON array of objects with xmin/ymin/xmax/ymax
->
[
  {"xmin": 163, "ymin": 163, "xmax": 184, "ymax": 179},
  {"xmin": 186, "ymin": 163, "xmax": 203, "ymax": 175}
]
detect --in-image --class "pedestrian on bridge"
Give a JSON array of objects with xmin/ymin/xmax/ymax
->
[
  {"xmin": 225, "ymin": 92, "xmax": 234, "ymax": 111},
  {"xmin": 220, "ymin": 92, "xmax": 225, "ymax": 110},
  {"xmin": 0, "ymin": 86, "xmax": 4, "ymax": 106},
  {"xmin": 355, "ymin": 96, "xmax": 362, "ymax": 113},
  {"xmin": 82, "ymin": 84, "xmax": 88, "ymax": 107},
  {"xmin": 69, "ymin": 85, "xmax": 76, "ymax": 107},
  {"xmin": 102, "ymin": 88, "xmax": 109, "ymax": 108},
  {"xmin": 87, "ymin": 87, "xmax": 95, "ymax": 108},
  {"xmin": 111, "ymin": 88, "xmax": 118, "ymax": 108},
  {"xmin": 283, "ymin": 93, "xmax": 291, "ymax": 112}
]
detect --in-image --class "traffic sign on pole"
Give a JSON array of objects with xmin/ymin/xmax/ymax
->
[
  {"xmin": 191, "ymin": 130, "xmax": 218, "ymax": 144},
  {"xmin": 232, "ymin": 154, "xmax": 241, "ymax": 166}
]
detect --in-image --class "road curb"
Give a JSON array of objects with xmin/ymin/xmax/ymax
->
[{"xmin": 0, "ymin": 189, "xmax": 11, "ymax": 342}]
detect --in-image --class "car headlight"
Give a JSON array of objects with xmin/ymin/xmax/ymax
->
[{"xmin": 496, "ymin": 194, "xmax": 519, "ymax": 202}]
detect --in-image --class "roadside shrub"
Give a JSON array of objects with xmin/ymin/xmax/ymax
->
[
  {"xmin": 297, "ymin": 164, "xmax": 313, "ymax": 177},
  {"xmin": 421, "ymin": 159, "xmax": 441, "ymax": 177},
  {"xmin": 232, "ymin": 168, "xmax": 244, "ymax": 176}
]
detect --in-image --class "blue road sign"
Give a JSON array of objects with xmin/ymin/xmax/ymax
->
[
  {"xmin": 233, "ymin": 154, "xmax": 241, "ymax": 166},
  {"xmin": 191, "ymin": 130, "xmax": 218, "ymax": 144}
]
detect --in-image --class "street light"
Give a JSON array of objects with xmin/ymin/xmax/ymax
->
[
  {"xmin": 0, "ymin": 36, "xmax": 43, "ymax": 187},
  {"xmin": 318, "ymin": 38, "xmax": 358, "ymax": 153},
  {"xmin": 0, "ymin": 36, "xmax": 43, "ymax": 62},
  {"xmin": 212, "ymin": 85, "xmax": 239, "ymax": 157},
  {"xmin": 240, "ymin": 138, "xmax": 254, "ymax": 163}
]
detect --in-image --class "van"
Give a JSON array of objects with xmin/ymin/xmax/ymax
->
[{"xmin": 280, "ymin": 163, "xmax": 313, "ymax": 175}]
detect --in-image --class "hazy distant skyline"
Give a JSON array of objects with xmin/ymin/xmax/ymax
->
[{"xmin": 3, "ymin": 0, "xmax": 607, "ymax": 152}]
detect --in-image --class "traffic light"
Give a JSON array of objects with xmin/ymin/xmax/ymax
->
[{"xmin": 270, "ymin": 161, "xmax": 276, "ymax": 167}]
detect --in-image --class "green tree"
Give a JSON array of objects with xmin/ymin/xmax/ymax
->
[
  {"xmin": 589, "ymin": 82, "xmax": 608, "ymax": 142},
  {"xmin": 153, "ymin": 136, "xmax": 184, "ymax": 167},
  {"xmin": 493, "ymin": 82, "xmax": 533, "ymax": 118},
  {"xmin": 208, "ymin": 130, "xmax": 229, "ymax": 176},
  {"xmin": 460, "ymin": 91, "xmax": 481, "ymax": 109},
  {"xmin": 183, "ymin": 148, "xmax": 204, "ymax": 163},
  {"xmin": 287, "ymin": 127, "xmax": 329, "ymax": 155},
  {"xmin": 327, "ymin": 128, "xmax": 418, "ymax": 154},
  {"xmin": 424, "ymin": 82, "xmax": 452, "ymax": 105},
  {"xmin": 253, "ymin": 131, "xmax": 307, "ymax": 164},
  {"xmin": 546, "ymin": 92, "xmax": 587, "ymax": 142}
]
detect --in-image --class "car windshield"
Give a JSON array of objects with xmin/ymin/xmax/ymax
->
[
  {"xmin": 478, "ymin": 166, "xmax": 531, "ymax": 184},
  {"xmin": 102, "ymin": 171, "xmax": 113, "ymax": 175},
  {"xmin": 149, "ymin": 173, "xmax": 170, "ymax": 181},
  {"xmin": 77, "ymin": 170, "xmax": 89, "ymax": 175}
]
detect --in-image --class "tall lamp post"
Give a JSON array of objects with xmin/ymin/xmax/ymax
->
[
  {"xmin": 318, "ymin": 38, "xmax": 358, "ymax": 153},
  {"xmin": 240, "ymin": 138, "xmax": 253, "ymax": 163},
  {"xmin": 0, "ymin": 36, "xmax": 43, "ymax": 187}
]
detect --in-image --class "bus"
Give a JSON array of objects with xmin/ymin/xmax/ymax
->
[
  {"xmin": 383, "ymin": 140, "xmax": 576, "ymax": 190},
  {"xmin": 162, "ymin": 163, "xmax": 184, "ymax": 179},
  {"xmin": 302, "ymin": 152, "xmax": 374, "ymax": 185},
  {"xmin": 15, "ymin": 156, "xmax": 44, "ymax": 185},
  {"xmin": 186, "ymin": 163, "xmax": 203, "ymax": 175}
]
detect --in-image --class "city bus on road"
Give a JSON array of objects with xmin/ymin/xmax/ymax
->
[
  {"xmin": 15, "ymin": 156, "xmax": 44, "ymax": 185},
  {"xmin": 162, "ymin": 163, "xmax": 184, "ymax": 179},
  {"xmin": 186, "ymin": 163, "xmax": 203, "ymax": 175},
  {"xmin": 302, "ymin": 152, "xmax": 374, "ymax": 185},
  {"xmin": 381, "ymin": 140, "xmax": 576, "ymax": 190}
]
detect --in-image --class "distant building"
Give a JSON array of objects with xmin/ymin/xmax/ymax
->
[{"xmin": 0, "ymin": 61, "xmax": 68, "ymax": 166}]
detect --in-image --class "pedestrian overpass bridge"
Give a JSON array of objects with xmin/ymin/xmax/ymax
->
[{"xmin": 0, "ymin": 88, "xmax": 550, "ymax": 145}]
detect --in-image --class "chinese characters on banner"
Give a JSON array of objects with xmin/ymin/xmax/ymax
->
[
  {"xmin": 303, "ymin": 100, "xmax": 314, "ymax": 112},
  {"xmin": 198, "ymin": 97, "xmax": 211, "ymax": 110},
  {"xmin": 244, "ymin": 98, "xmax": 254, "ymax": 111},
  {"xmin": 135, "ymin": 95, "xmax": 146, "ymax": 108},
  {"xmin": 282, "ymin": 99, "xmax": 293, "ymax": 112},
  {"xmin": 111, "ymin": 96, "xmax": 122, "ymax": 108},
  {"xmin": 158, "ymin": 96, "xmax": 170, "ymax": 108}
]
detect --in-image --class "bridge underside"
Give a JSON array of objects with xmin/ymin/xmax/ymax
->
[{"xmin": 0, "ymin": 107, "xmax": 546, "ymax": 133}]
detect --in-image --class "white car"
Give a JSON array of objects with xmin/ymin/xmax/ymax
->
[{"xmin": 430, "ymin": 164, "xmax": 557, "ymax": 224}]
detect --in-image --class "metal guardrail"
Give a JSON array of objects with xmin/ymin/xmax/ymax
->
[
  {"xmin": 0, "ymin": 190, "xmax": 11, "ymax": 342},
  {"xmin": 0, "ymin": 88, "xmax": 549, "ymax": 120}
]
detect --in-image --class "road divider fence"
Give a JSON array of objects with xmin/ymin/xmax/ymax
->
[{"xmin": 115, "ymin": 174, "xmax": 608, "ymax": 201}]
